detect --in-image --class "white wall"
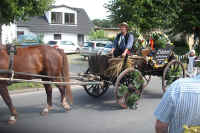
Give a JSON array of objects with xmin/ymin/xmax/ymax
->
[
  {"xmin": 17, "ymin": 27, "xmax": 78, "ymax": 45},
  {"xmin": 1, "ymin": 23, "xmax": 17, "ymax": 44},
  {"xmin": 43, "ymin": 33, "xmax": 78, "ymax": 44},
  {"xmin": 85, "ymin": 35, "xmax": 89, "ymax": 41},
  {"xmin": 62, "ymin": 33, "xmax": 77, "ymax": 44}
]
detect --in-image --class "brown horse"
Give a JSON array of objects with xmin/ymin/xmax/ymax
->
[{"xmin": 0, "ymin": 45, "xmax": 72, "ymax": 124}]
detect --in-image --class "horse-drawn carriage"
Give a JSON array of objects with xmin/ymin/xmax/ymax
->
[
  {"xmin": 0, "ymin": 43, "xmax": 185, "ymax": 124},
  {"xmin": 82, "ymin": 44, "xmax": 185, "ymax": 109}
]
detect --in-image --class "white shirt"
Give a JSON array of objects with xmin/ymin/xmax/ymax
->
[{"xmin": 188, "ymin": 56, "xmax": 197, "ymax": 77}]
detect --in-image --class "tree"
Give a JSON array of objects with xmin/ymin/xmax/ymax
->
[
  {"xmin": 106, "ymin": 0, "xmax": 172, "ymax": 32},
  {"xmin": 171, "ymin": 1, "xmax": 200, "ymax": 35},
  {"xmin": 0, "ymin": 0, "xmax": 54, "ymax": 43},
  {"xmin": 88, "ymin": 30, "xmax": 105, "ymax": 40},
  {"xmin": 92, "ymin": 19, "xmax": 117, "ymax": 28},
  {"xmin": 105, "ymin": 0, "xmax": 200, "ymax": 37}
]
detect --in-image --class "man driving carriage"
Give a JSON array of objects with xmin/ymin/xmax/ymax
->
[{"xmin": 110, "ymin": 22, "xmax": 134, "ymax": 57}]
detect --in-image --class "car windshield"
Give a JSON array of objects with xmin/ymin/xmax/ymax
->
[
  {"xmin": 96, "ymin": 43, "xmax": 106, "ymax": 47},
  {"xmin": 104, "ymin": 44, "xmax": 113, "ymax": 48},
  {"xmin": 84, "ymin": 42, "xmax": 94, "ymax": 47},
  {"xmin": 61, "ymin": 41, "xmax": 73, "ymax": 45},
  {"xmin": 48, "ymin": 41, "xmax": 57, "ymax": 45}
]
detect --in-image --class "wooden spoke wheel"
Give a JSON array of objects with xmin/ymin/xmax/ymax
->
[
  {"xmin": 143, "ymin": 75, "xmax": 151, "ymax": 88},
  {"xmin": 162, "ymin": 60, "xmax": 185, "ymax": 92},
  {"xmin": 115, "ymin": 68, "xmax": 144, "ymax": 109},
  {"xmin": 83, "ymin": 68, "xmax": 109, "ymax": 97}
]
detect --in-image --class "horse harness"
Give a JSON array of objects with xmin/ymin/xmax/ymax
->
[
  {"xmin": 4, "ymin": 44, "xmax": 65, "ymax": 81},
  {"xmin": 6, "ymin": 44, "xmax": 17, "ymax": 79}
]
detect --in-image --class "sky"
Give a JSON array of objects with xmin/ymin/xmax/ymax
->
[{"xmin": 54, "ymin": 0, "xmax": 110, "ymax": 20}]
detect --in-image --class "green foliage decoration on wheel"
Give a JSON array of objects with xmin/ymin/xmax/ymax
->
[{"xmin": 117, "ymin": 70, "xmax": 144, "ymax": 109}]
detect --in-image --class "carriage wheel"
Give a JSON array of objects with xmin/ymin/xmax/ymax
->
[
  {"xmin": 83, "ymin": 68, "xmax": 109, "ymax": 97},
  {"xmin": 143, "ymin": 75, "xmax": 151, "ymax": 88},
  {"xmin": 162, "ymin": 60, "xmax": 185, "ymax": 92},
  {"xmin": 115, "ymin": 68, "xmax": 144, "ymax": 109}
]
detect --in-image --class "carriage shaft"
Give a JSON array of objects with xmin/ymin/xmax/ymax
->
[
  {"xmin": 0, "ymin": 69, "xmax": 85, "ymax": 79},
  {"xmin": 0, "ymin": 77, "xmax": 104, "ymax": 86}
]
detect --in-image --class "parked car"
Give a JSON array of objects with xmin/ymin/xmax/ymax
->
[
  {"xmin": 101, "ymin": 43, "xmax": 113, "ymax": 55},
  {"xmin": 48, "ymin": 40, "xmax": 58, "ymax": 47},
  {"xmin": 80, "ymin": 41, "xmax": 108, "ymax": 59},
  {"xmin": 47, "ymin": 40, "xmax": 80, "ymax": 54},
  {"xmin": 17, "ymin": 34, "xmax": 40, "ymax": 46}
]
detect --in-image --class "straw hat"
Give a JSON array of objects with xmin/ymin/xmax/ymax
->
[{"xmin": 118, "ymin": 22, "xmax": 129, "ymax": 29}]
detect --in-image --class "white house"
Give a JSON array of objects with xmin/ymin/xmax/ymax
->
[{"xmin": 1, "ymin": 5, "xmax": 94, "ymax": 45}]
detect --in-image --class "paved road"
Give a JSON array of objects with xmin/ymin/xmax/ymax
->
[
  {"xmin": 0, "ymin": 77, "xmax": 163, "ymax": 133},
  {"xmin": 0, "ymin": 55, "xmax": 164, "ymax": 133}
]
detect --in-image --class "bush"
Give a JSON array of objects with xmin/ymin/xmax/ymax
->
[
  {"xmin": 106, "ymin": 37, "xmax": 115, "ymax": 42},
  {"xmin": 88, "ymin": 30, "xmax": 105, "ymax": 40},
  {"xmin": 130, "ymin": 28, "xmax": 148, "ymax": 54}
]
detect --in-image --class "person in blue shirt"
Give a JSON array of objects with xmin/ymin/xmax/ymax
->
[
  {"xmin": 154, "ymin": 76, "xmax": 200, "ymax": 133},
  {"xmin": 110, "ymin": 22, "xmax": 134, "ymax": 57}
]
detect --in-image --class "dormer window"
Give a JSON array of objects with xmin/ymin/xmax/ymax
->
[
  {"xmin": 51, "ymin": 12, "xmax": 62, "ymax": 24},
  {"xmin": 65, "ymin": 13, "xmax": 75, "ymax": 25}
]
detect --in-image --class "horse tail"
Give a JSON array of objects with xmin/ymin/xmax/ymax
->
[{"xmin": 59, "ymin": 49, "xmax": 73, "ymax": 104}]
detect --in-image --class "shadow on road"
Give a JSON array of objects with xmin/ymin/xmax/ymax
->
[
  {"xmin": 142, "ymin": 90, "xmax": 163, "ymax": 99},
  {"xmin": 54, "ymin": 86, "xmax": 163, "ymax": 112},
  {"xmin": 56, "ymin": 87, "xmax": 123, "ymax": 111},
  {"xmin": 0, "ymin": 85, "xmax": 163, "ymax": 124}
]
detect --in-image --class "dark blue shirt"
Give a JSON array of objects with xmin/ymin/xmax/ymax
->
[{"xmin": 113, "ymin": 33, "xmax": 134, "ymax": 51}]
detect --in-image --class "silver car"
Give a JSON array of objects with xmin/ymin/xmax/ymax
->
[
  {"xmin": 101, "ymin": 43, "xmax": 113, "ymax": 55},
  {"xmin": 80, "ymin": 41, "xmax": 107, "ymax": 58}
]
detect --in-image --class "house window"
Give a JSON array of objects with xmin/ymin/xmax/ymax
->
[
  {"xmin": 65, "ymin": 13, "xmax": 75, "ymax": 25},
  {"xmin": 54, "ymin": 34, "xmax": 62, "ymax": 40},
  {"xmin": 51, "ymin": 12, "xmax": 63, "ymax": 24}
]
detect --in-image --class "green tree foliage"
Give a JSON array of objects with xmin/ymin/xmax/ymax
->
[
  {"xmin": 92, "ymin": 19, "xmax": 117, "ymax": 28},
  {"xmin": 105, "ymin": 0, "xmax": 200, "ymax": 36},
  {"xmin": 171, "ymin": 1, "xmax": 200, "ymax": 35},
  {"xmin": 105, "ymin": 0, "xmax": 175, "ymax": 32},
  {"xmin": 0, "ymin": 0, "xmax": 54, "ymax": 24},
  {"xmin": 0, "ymin": 0, "xmax": 54, "ymax": 43},
  {"xmin": 88, "ymin": 30, "xmax": 105, "ymax": 40}
]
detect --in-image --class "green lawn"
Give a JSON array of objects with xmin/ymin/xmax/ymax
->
[{"xmin": 8, "ymin": 82, "xmax": 43, "ymax": 91}]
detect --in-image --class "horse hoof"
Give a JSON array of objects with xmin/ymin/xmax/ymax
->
[
  {"xmin": 64, "ymin": 106, "xmax": 72, "ymax": 111},
  {"xmin": 8, "ymin": 116, "xmax": 16, "ymax": 125},
  {"xmin": 40, "ymin": 111, "xmax": 48, "ymax": 116},
  {"xmin": 40, "ymin": 108, "xmax": 49, "ymax": 116}
]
